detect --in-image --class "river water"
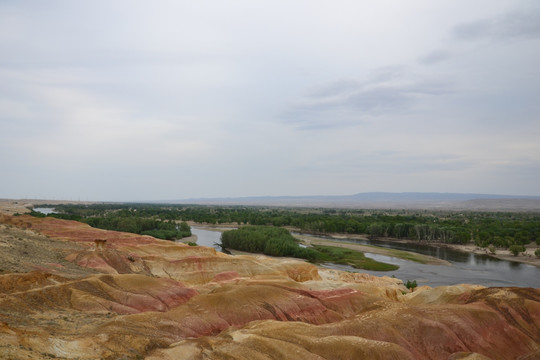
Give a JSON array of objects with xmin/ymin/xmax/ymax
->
[
  {"xmin": 33, "ymin": 207, "xmax": 56, "ymax": 215},
  {"xmin": 191, "ymin": 227, "xmax": 227, "ymax": 251},
  {"xmin": 193, "ymin": 227, "xmax": 540, "ymax": 288}
]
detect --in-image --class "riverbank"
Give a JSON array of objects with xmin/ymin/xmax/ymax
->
[
  {"xmin": 321, "ymin": 232, "xmax": 540, "ymax": 269},
  {"xmin": 294, "ymin": 233, "xmax": 450, "ymax": 266},
  {"xmin": 440, "ymin": 242, "xmax": 540, "ymax": 268},
  {"xmin": 190, "ymin": 224, "xmax": 449, "ymax": 266},
  {"xmin": 193, "ymin": 223, "xmax": 540, "ymax": 268}
]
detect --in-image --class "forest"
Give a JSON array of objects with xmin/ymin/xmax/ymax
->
[
  {"xmin": 221, "ymin": 225, "xmax": 317, "ymax": 260},
  {"xmin": 35, "ymin": 203, "xmax": 540, "ymax": 249},
  {"xmin": 221, "ymin": 226, "xmax": 398, "ymax": 271}
]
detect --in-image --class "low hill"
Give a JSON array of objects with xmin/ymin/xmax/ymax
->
[{"xmin": 175, "ymin": 192, "xmax": 540, "ymax": 211}]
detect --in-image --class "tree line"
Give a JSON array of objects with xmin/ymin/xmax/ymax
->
[
  {"xmin": 40, "ymin": 203, "xmax": 540, "ymax": 249},
  {"xmin": 30, "ymin": 208, "xmax": 191, "ymax": 240}
]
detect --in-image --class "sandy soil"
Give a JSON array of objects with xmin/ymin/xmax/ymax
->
[
  {"xmin": 0, "ymin": 199, "xmax": 33, "ymax": 215},
  {"xmin": 0, "ymin": 222, "xmax": 99, "ymax": 277}
]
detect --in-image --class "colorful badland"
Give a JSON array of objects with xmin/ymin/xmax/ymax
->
[{"xmin": 0, "ymin": 210, "xmax": 539, "ymax": 359}]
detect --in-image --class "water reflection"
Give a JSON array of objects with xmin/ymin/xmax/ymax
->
[
  {"xmin": 33, "ymin": 208, "xmax": 56, "ymax": 215},
  {"xmin": 190, "ymin": 227, "xmax": 224, "ymax": 251},
  {"xmin": 356, "ymin": 242, "xmax": 540, "ymax": 288},
  {"xmin": 324, "ymin": 251, "xmax": 540, "ymax": 288},
  {"xmin": 297, "ymin": 235, "xmax": 540, "ymax": 288}
]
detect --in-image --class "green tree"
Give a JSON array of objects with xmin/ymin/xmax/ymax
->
[
  {"xmin": 514, "ymin": 231, "xmax": 530, "ymax": 245},
  {"xmin": 406, "ymin": 280, "xmax": 418, "ymax": 291},
  {"xmin": 509, "ymin": 244, "xmax": 525, "ymax": 256}
]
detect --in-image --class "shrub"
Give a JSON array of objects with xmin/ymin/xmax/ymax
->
[
  {"xmin": 509, "ymin": 244, "xmax": 525, "ymax": 256},
  {"xmin": 488, "ymin": 244, "xmax": 496, "ymax": 254},
  {"xmin": 406, "ymin": 280, "xmax": 418, "ymax": 291},
  {"xmin": 535, "ymin": 249, "xmax": 540, "ymax": 258},
  {"xmin": 28, "ymin": 210, "xmax": 46, "ymax": 218}
]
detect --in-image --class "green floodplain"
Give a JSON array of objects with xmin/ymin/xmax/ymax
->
[
  {"xmin": 206, "ymin": 225, "xmax": 409, "ymax": 271},
  {"xmin": 30, "ymin": 202, "xmax": 540, "ymax": 270}
]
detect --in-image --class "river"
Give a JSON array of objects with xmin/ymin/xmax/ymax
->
[
  {"xmin": 318, "ymin": 236, "xmax": 540, "ymax": 288},
  {"xmin": 191, "ymin": 227, "xmax": 226, "ymax": 251},
  {"xmin": 33, "ymin": 207, "xmax": 56, "ymax": 215},
  {"xmin": 191, "ymin": 227, "xmax": 540, "ymax": 288}
]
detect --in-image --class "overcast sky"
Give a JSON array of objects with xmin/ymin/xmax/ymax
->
[{"xmin": 1, "ymin": 0, "xmax": 539, "ymax": 201}]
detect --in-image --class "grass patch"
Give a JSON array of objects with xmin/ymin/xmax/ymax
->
[{"xmin": 312, "ymin": 245, "xmax": 399, "ymax": 271}]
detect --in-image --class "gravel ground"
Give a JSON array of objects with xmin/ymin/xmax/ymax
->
[{"xmin": 0, "ymin": 223, "xmax": 98, "ymax": 277}]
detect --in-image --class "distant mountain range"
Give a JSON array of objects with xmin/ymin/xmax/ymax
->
[{"xmin": 172, "ymin": 192, "xmax": 540, "ymax": 211}]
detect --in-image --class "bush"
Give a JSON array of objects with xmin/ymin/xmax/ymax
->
[
  {"xmin": 509, "ymin": 244, "xmax": 525, "ymax": 256},
  {"xmin": 28, "ymin": 210, "xmax": 46, "ymax": 218},
  {"xmin": 488, "ymin": 244, "xmax": 496, "ymax": 254},
  {"xmin": 535, "ymin": 249, "xmax": 540, "ymax": 258},
  {"xmin": 406, "ymin": 280, "xmax": 418, "ymax": 291}
]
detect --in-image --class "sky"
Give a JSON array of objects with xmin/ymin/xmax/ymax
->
[{"xmin": 1, "ymin": 0, "xmax": 540, "ymax": 201}]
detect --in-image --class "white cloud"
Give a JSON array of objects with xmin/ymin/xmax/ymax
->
[
  {"xmin": 1, "ymin": 0, "xmax": 539, "ymax": 200},
  {"xmin": 453, "ymin": 8, "xmax": 540, "ymax": 41},
  {"xmin": 281, "ymin": 67, "xmax": 455, "ymax": 129}
]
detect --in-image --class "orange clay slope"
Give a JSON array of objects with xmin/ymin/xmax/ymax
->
[{"xmin": 0, "ymin": 214, "xmax": 539, "ymax": 360}]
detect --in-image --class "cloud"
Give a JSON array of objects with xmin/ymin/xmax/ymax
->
[
  {"xmin": 317, "ymin": 148, "xmax": 476, "ymax": 175},
  {"xmin": 453, "ymin": 9, "xmax": 540, "ymax": 42},
  {"xmin": 0, "ymin": 68, "xmax": 211, "ymax": 172},
  {"xmin": 418, "ymin": 6, "xmax": 540, "ymax": 65},
  {"xmin": 281, "ymin": 68, "xmax": 453, "ymax": 130},
  {"xmin": 1, "ymin": 1, "xmax": 540, "ymax": 199},
  {"xmin": 418, "ymin": 50, "xmax": 454, "ymax": 65}
]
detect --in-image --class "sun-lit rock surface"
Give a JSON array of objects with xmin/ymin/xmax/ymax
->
[{"xmin": 0, "ymin": 214, "xmax": 539, "ymax": 359}]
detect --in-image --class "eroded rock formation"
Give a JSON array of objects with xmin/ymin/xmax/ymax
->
[{"xmin": 0, "ymin": 214, "xmax": 539, "ymax": 359}]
